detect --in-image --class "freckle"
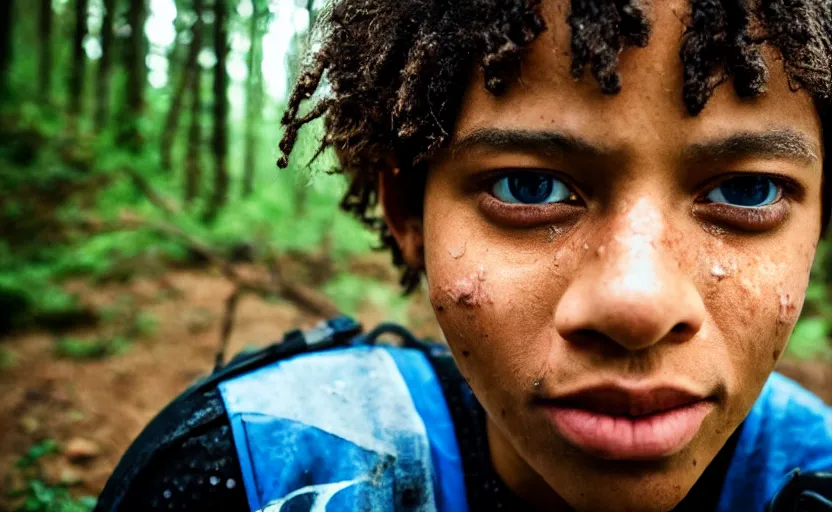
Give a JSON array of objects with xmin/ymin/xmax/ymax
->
[
  {"xmin": 501, "ymin": 408, "xmax": 507, "ymax": 418},
  {"xmin": 692, "ymin": 459, "xmax": 697, "ymax": 467},
  {"xmin": 436, "ymin": 304, "xmax": 445, "ymax": 312},
  {"xmin": 462, "ymin": 350, "xmax": 471, "ymax": 358}
]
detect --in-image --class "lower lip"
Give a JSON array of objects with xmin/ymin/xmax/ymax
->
[{"xmin": 545, "ymin": 401, "xmax": 713, "ymax": 460}]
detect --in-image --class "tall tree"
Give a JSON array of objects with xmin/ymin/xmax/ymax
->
[
  {"xmin": 204, "ymin": 0, "xmax": 229, "ymax": 221},
  {"xmin": 118, "ymin": 0, "xmax": 147, "ymax": 149},
  {"xmin": 241, "ymin": 1, "xmax": 264, "ymax": 197},
  {"xmin": 185, "ymin": 65, "xmax": 203, "ymax": 204},
  {"xmin": 161, "ymin": 0, "xmax": 204, "ymax": 171},
  {"xmin": 289, "ymin": 0, "xmax": 318, "ymax": 214},
  {"xmin": 95, "ymin": 0, "xmax": 116, "ymax": 131},
  {"xmin": 0, "ymin": 0, "xmax": 12, "ymax": 98},
  {"xmin": 68, "ymin": 0, "xmax": 89, "ymax": 129},
  {"xmin": 39, "ymin": 0, "xmax": 53, "ymax": 102}
]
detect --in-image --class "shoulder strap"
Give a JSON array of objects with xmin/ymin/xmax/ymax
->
[
  {"xmin": 767, "ymin": 469, "xmax": 832, "ymax": 511},
  {"xmin": 186, "ymin": 316, "xmax": 362, "ymax": 397}
]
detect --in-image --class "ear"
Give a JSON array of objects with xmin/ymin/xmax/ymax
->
[{"xmin": 379, "ymin": 168, "xmax": 425, "ymax": 269}]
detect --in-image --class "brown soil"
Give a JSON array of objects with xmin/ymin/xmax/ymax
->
[
  {"xmin": 0, "ymin": 268, "xmax": 829, "ymax": 508},
  {"xmin": 0, "ymin": 266, "xmax": 439, "ymax": 508}
]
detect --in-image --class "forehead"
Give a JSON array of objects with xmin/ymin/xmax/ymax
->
[{"xmin": 454, "ymin": 0, "xmax": 821, "ymax": 152}]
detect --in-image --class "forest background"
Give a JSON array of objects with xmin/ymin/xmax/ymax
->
[{"xmin": 0, "ymin": 0, "xmax": 830, "ymax": 510}]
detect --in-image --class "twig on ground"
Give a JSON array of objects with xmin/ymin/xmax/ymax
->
[{"xmin": 74, "ymin": 211, "xmax": 341, "ymax": 370}]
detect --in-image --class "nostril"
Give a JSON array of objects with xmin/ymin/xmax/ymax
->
[{"xmin": 670, "ymin": 322, "xmax": 697, "ymax": 340}]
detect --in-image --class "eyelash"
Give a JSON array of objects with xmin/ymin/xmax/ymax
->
[
  {"xmin": 693, "ymin": 174, "xmax": 800, "ymax": 233},
  {"xmin": 477, "ymin": 170, "xmax": 800, "ymax": 232}
]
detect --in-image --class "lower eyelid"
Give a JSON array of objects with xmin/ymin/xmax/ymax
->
[
  {"xmin": 692, "ymin": 200, "xmax": 791, "ymax": 232},
  {"xmin": 478, "ymin": 192, "xmax": 584, "ymax": 228}
]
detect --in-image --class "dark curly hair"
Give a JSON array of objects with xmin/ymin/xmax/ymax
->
[{"xmin": 278, "ymin": 0, "xmax": 832, "ymax": 293}]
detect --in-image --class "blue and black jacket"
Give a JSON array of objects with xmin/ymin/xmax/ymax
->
[{"xmin": 95, "ymin": 318, "xmax": 832, "ymax": 511}]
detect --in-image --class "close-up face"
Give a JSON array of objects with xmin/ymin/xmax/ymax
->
[{"xmin": 399, "ymin": 0, "xmax": 824, "ymax": 510}]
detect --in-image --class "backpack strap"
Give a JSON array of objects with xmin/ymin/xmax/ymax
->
[
  {"xmin": 767, "ymin": 469, "xmax": 832, "ymax": 511},
  {"xmin": 186, "ymin": 316, "xmax": 363, "ymax": 397}
]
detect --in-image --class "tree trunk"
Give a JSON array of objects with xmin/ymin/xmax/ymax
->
[
  {"xmin": 204, "ymin": 0, "xmax": 229, "ymax": 222},
  {"xmin": 0, "ymin": 0, "xmax": 13, "ymax": 98},
  {"xmin": 161, "ymin": 0, "xmax": 203, "ymax": 171},
  {"xmin": 38, "ymin": 0, "xmax": 52, "ymax": 102},
  {"xmin": 290, "ymin": 0, "xmax": 318, "ymax": 214},
  {"xmin": 118, "ymin": 0, "xmax": 147, "ymax": 150},
  {"xmin": 94, "ymin": 0, "xmax": 116, "ymax": 131},
  {"xmin": 68, "ymin": 0, "xmax": 88, "ymax": 127},
  {"xmin": 184, "ymin": 63, "xmax": 202, "ymax": 204},
  {"xmin": 241, "ymin": 3, "xmax": 263, "ymax": 197}
]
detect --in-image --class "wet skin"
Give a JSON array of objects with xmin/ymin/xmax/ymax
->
[{"xmin": 382, "ymin": 1, "xmax": 824, "ymax": 511}]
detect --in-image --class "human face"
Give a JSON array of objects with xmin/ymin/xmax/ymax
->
[{"xmin": 394, "ymin": 1, "xmax": 824, "ymax": 511}]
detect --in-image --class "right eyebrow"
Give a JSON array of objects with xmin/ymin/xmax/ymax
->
[
  {"xmin": 447, "ymin": 127, "xmax": 617, "ymax": 160},
  {"xmin": 682, "ymin": 130, "xmax": 821, "ymax": 167}
]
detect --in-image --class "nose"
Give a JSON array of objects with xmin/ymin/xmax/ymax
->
[{"xmin": 554, "ymin": 201, "xmax": 706, "ymax": 352}]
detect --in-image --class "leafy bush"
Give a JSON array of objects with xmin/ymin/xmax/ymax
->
[{"xmin": 7, "ymin": 440, "xmax": 96, "ymax": 512}]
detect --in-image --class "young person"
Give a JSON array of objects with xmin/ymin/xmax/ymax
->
[{"xmin": 96, "ymin": 0, "xmax": 832, "ymax": 510}]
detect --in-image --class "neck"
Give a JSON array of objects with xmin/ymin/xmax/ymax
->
[{"xmin": 486, "ymin": 416, "xmax": 573, "ymax": 512}]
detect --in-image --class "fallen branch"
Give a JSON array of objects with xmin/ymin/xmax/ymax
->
[{"xmin": 75, "ymin": 212, "xmax": 341, "ymax": 369}]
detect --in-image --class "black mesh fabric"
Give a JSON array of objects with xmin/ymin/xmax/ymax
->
[{"xmin": 94, "ymin": 388, "xmax": 248, "ymax": 511}]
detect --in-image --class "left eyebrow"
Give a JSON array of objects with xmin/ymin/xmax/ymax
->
[{"xmin": 683, "ymin": 130, "xmax": 820, "ymax": 166}]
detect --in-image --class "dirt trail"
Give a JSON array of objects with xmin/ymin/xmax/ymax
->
[
  {"xmin": 0, "ymin": 268, "xmax": 439, "ymax": 507},
  {"xmin": 0, "ymin": 269, "xmax": 830, "ymax": 508}
]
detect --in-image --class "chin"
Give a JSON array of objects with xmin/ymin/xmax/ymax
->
[{"xmin": 559, "ymin": 473, "xmax": 695, "ymax": 512}]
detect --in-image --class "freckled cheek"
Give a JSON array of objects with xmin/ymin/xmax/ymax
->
[
  {"xmin": 707, "ymin": 254, "xmax": 811, "ymax": 383},
  {"xmin": 426, "ymin": 257, "xmax": 563, "ymax": 390}
]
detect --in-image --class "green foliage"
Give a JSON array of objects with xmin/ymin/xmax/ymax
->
[
  {"xmin": 55, "ymin": 336, "xmax": 130, "ymax": 360},
  {"xmin": 0, "ymin": 346, "xmax": 17, "ymax": 369},
  {"xmin": 789, "ymin": 317, "xmax": 832, "ymax": 360},
  {"xmin": 322, "ymin": 274, "xmax": 408, "ymax": 321},
  {"xmin": 132, "ymin": 311, "xmax": 159, "ymax": 339},
  {"xmin": 15, "ymin": 440, "xmax": 60, "ymax": 469},
  {"xmin": 7, "ymin": 440, "xmax": 96, "ymax": 512}
]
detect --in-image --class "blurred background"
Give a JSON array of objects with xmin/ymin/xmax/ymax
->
[{"xmin": 0, "ymin": 0, "xmax": 829, "ymax": 510}]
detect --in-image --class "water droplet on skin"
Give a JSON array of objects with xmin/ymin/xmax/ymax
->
[
  {"xmin": 711, "ymin": 263, "xmax": 727, "ymax": 280},
  {"xmin": 449, "ymin": 243, "xmax": 467, "ymax": 259},
  {"xmin": 583, "ymin": 242, "xmax": 590, "ymax": 250},
  {"xmin": 533, "ymin": 380, "xmax": 542, "ymax": 389},
  {"xmin": 226, "ymin": 478, "xmax": 236, "ymax": 489},
  {"xmin": 163, "ymin": 490, "xmax": 172, "ymax": 499},
  {"xmin": 209, "ymin": 476, "xmax": 220, "ymax": 486}
]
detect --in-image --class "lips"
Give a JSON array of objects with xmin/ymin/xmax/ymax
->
[
  {"xmin": 541, "ymin": 384, "xmax": 714, "ymax": 460},
  {"xmin": 554, "ymin": 386, "xmax": 705, "ymax": 417}
]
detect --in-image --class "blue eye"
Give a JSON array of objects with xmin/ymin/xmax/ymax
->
[
  {"xmin": 492, "ymin": 172, "xmax": 572, "ymax": 204},
  {"xmin": 706, "ymin": 176, "xmax": 780, "ymax": 208}
]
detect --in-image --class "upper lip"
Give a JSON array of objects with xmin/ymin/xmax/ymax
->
[{"xmin": 546, "ymin": 384, "xmax": 710, "ymax": 417}]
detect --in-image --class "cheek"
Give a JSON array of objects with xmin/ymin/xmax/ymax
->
[
  {"xmin": 424, "ymin": 232, "xmax": 571, "ymax": 399},
  {"xmin": 699, "ymin": 239, "xmax": 815, "ymax": 387}
]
